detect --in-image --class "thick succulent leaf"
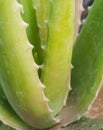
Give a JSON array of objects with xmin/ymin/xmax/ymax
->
[
  {"xmin": 63, "ymin": 117, "xmax": 103, "ymax": 130},
  {"xmin": 0, "ymin": 0, "xmax": 58, "ymax": 129},
  {"xmin": 33, "ymin": 0, "xmax": 49, "ymax": 48},
  {"xmin": 59, "ymin": 0, "xmax": 103, "ymax": 126},
  {"xmin": 18, "ymin": 0, "xmax": 43, "ymax": 64},
  {"xmin": 0, "ymin": 123, "xmax": 15, "ymax": 130},
  {"xmin": 0, "ymin": 122, "xmax": 31, "ymax": 130},
  {"xmin": 0, "ymin": 86, "xmax": 33, "ymax": 130},
  {"xmin": 41, "ymin": 0, "xmax": 75, "ymax": 116},
  {"xmin": 1, "ymin": 117, "xmax": 103, "ymax": 130},
  {"xmin": 71, "ymin": 0, "xmax": 103, "ymax": 115}
]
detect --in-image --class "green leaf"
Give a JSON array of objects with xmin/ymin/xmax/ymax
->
[
  {"xmin": 0, "ymin": 0, "xmax": 58, "ymax": 129},
  {"xmin": 0, "ymin": 123, "xmax": 15, "ymax": 130},
  {"xmin": 71, "ymin": 0, "xmax": 103, "ymax": 113},
  {"xmin": 18, "ymin": 0, "xmax": 43, "ymax": 64},
  {"xmin": 63, "ymin": 117, "xmax": 103, "ymax": 130},
  {"xmin": 33, "ymin": 0, "xmax": 50, "ymax": 49},
  {"xmin": 59, "ymin": 0, "xmax": 103, "ymax": 126},
  {"xmin": 0, "ymin": 85, "xmax": 33, "ymax": 130},
  {"xmin": 41, "ymin": 0, "xmax": 75, "ymax": 116}
]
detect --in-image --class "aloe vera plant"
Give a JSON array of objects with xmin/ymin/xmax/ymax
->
[{"xmin": 0, "ymin": 0, "xmax": 103, "ymax": 130}]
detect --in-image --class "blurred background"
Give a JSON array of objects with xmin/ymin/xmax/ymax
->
[{"xmin": 82, "ymin": 0, "xmax": 94, "ymax": 19}]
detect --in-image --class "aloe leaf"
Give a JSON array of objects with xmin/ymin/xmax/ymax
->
[
  {"xmin": 0, "ymin": 0, "xmax": 58, "ymax": 129},
  {"xmin": 41, "ymin": 0, "xmax": 75, "ymax": 115},
  {"xmin": 33, "ymin": 0, "xmax": 49, "ymax": 49},
  {"xmin": 1, "ymin": 117, "xmax": 103, "ymax": 130},
  {"xmin": 59, "ymin": 0, "xmax": 103, "ymax": 126},
  {"xmin": 71, "ymin": 0, "xmax": 103, "ymax": 114},
  {"xmin": 33, "ymin": 0, "xmax": 49, "ymax": 28},
  {"xmin": 0, "ymin": 86, "xmax": 34, "ymax": 130},
  {"xmin": 18, "ymin": 0, "xmax": 43, "ymax": 64},
  {"xmin": 63, "ymin": 117, "xmax": 103, "ymax": 130},
  {"xmin": 0, "ymin": 123, "xmax": 15, "ymax": 130}
]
